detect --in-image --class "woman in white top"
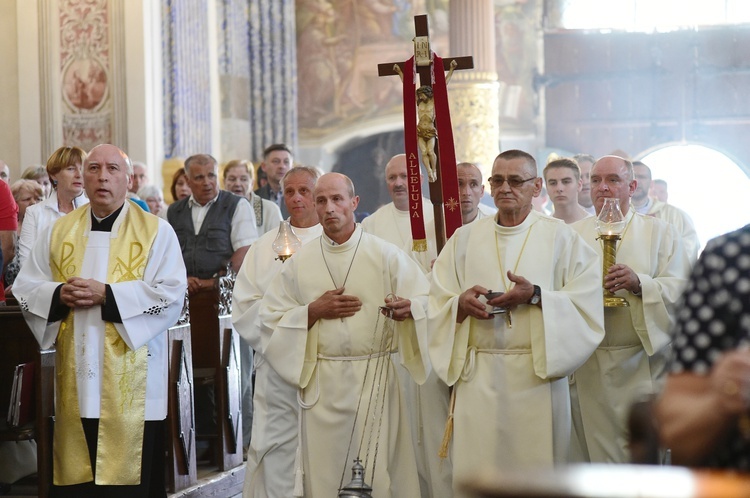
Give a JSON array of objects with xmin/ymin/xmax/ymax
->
[
  {"xmin": 18, "ymin": 146, "xmax": 89, "ymax": 267},
  {"xmin": 222, "ymin": 159, "xmax": 282, "ymax": 236}
]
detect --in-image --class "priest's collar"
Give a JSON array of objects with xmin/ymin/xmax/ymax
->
[
  {"xmin": 91, "ymin": 203, "xmax": 125, "ymax": 232},
  {"xmin": 321, "ymin": 224, "xmax": 362, "ymax": 249},
  {"xmin": 494, "ymin": 209, "xmax": 538, "ymax": 235},
  {"xmin": 634, "ymin": 196, "xmax": 653, "ymax": 215}
]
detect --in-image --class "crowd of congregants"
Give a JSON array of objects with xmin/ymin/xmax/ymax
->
[{"xmin": 0, "ymin": 142, "xmax": 749, "ymax": 497}]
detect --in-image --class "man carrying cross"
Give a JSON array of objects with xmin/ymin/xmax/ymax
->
[{"xmin": 428, "ymin": 149, "xmax": 604, "ymax": 485}]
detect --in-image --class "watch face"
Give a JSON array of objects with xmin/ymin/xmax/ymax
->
[{"xmin": 530, "ymin": 286, "xmax": 541, "ymax": 304}]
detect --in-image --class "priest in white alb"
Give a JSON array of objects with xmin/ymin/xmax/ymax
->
[
  {"xmin": 361, "ymin": 153, "xmax": 437, "ymax": 273},
  {"xmin": 457, "ymin": 161, "xmax": 496, "ymax": 225},
  {"xmin": 232, "ymin": 166, "xmax": 322, "ymax": 497},
  {"xmin": 363, "ymin": 153, "xmax": 457, "ymax": 498},
  {"xmin": 571, "ymin": 156, "xmax": 690, "ymax": 463},
  {"xmin": 429, "ymin": 149, "xmax": 605, "ymax": 486},
  {"xmin": 14, "ymin": 144, "xmax": 187, "ymax": 497},
  {"xmin": 260, "ymin": 173, "xmax": 428, "ymax": 498}
]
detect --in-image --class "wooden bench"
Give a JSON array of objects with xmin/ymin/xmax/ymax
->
[
  {"xmin": 166, "ymin": 314, "xmax": 198, "ymax": 493},
  {"xmin": 188, "ymin": 288, "xmax": 244, "ymax": 472},
  {"xmin": 0, "ymin": 300, "xmax": 242, "ymax": 497},
  {"xmin": 0, "ymin": 305, "xmax": 54, "ymax": 498}
]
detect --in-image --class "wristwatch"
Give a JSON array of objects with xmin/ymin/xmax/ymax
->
[{"xmin": 528, "ymin": 285, "xmax": 541, "ymax": 305}]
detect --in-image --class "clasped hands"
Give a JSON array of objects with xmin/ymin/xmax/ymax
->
[
  {"xmin": 60, "ymin": 277, "xmax": 106, "ymax": 309},
  {"xmin": 457, "ymin": 271, "xmax": 533, "ymax": 323},
  {"xmin": 187, "ymin": 276, "xmax": 217, "ymax": 296},
  {"xmin": 307, "ymin": 287, "xmax": 413, "ymax": 327}
]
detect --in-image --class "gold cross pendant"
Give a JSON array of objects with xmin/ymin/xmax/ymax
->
[{"xmin": 500, "ymin": 309, "xmax": 512, "ymax": 329}]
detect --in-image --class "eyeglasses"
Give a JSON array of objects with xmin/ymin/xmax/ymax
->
[{"xmin": 487, "ymin": 176, "xmax": 537, "ymax": 189}]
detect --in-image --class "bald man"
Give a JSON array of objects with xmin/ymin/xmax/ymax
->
[
  {"xmin": 571, "ymin": 155, "xmax": 690, "ymax": 464},
  {"xmin": 260, "ymin": 173, "xmax": 428, "ymax": 497},
  {"xmin": 15, "ymin": 144, "xmax": 187, "ymax": 495},
  {"xmin": 457, "ymin": 162, "xmax": 496, "ymax": 224}
]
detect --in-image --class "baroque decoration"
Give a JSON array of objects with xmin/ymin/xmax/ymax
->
[{"xmin": 60, "ymin": 0, "xmax": 112, "ymax": 150}]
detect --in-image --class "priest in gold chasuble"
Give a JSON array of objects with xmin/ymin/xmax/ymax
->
[{"xmin": 14, "ymin": 144, "xmax": 187, "ymax": 497}]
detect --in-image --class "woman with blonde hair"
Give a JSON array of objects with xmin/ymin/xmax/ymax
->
[
  {"xmin": 18, "ymin": 146, "xmax": 89, "ymax": 266},
  {"xmin": 21, "ymin": 165, "xmax": 52, "ymax": 198},
  {"xmin": 223, "ymin": 159, "xmax": 281, "ymax": 235}
]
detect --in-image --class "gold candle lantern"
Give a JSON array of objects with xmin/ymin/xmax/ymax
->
[
  {"xmin": 272, "ymin": 220, "xmax": 302, "ymax": 262},
  {"xmin": 596, "ymin": 198, "xmax": 630, "ymax": 308}
]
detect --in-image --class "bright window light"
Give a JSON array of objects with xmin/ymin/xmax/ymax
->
[
  {"xmin": 560, "ymin": 0, "xmax": 750, "ymax": 31},
  {"xmin": 640, "ymin": 144, "xmax": 750, "ymax": 251}
]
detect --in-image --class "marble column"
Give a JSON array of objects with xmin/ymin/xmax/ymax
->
[{"xmin": 448, "ymin": 0, "xmax": 501, "ymax": 178}]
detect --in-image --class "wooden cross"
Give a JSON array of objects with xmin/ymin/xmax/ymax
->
[{"xmin": 378, "ymin": 15, "xmax": 473, "ymax": 254}]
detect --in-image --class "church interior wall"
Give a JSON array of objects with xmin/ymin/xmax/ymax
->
[
  {"xmin": 3, "ymin": 0, "xmax": 750, "ymax": 198},
  {"xmin": 1, "ymin": 0, "xmax": 22, "ymax": 178},
  {"xmin": 543, "ymin": 26, "xmax": 750, "ymax": 174}
]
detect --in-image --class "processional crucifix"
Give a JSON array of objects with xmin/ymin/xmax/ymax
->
[
  {"xmin": 378, "ymin": 15, "xmax": 473, "ymax": 254},
  {"xmin": 337, "ymin": 16, "xmax": 475, "ymax": 498}
]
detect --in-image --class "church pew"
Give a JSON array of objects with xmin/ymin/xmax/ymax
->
[
  {"xmin": 166, "ymin": 319, "xmax": 198, "ymax": 493},
  {"xmin": 187, "ymin": 289, "xmax": 244, "ymax": 471},
  {"xmin": 0, "ymin": 305, "xmax": 54, "ymax": 498}
]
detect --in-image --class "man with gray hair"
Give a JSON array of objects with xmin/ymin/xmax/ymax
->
[
  {"xmin": 430, "ymin": 149, "xmax": 603, "ymax": 485},
  {"xmin": 168, "ymin": 153, "xmax": 258, "ymax": 291},
  {"xmin": 168, "ymin": 153, "xmax": 258, "ymax": 457},
  {"xmin": 233, "ymin": 165, "xmax": 322, "ymax": 497}
]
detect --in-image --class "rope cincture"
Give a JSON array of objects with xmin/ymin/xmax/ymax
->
[{"xmin": 338, "ymin": 295, "xmax": 399, "ymax": 494}]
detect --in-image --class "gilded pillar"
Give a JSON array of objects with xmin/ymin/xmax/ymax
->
[{"xmin": 448, "ymin": 0, "xmax": 500, "ymax": 178}]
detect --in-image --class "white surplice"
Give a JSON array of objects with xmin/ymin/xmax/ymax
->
[
  {"xmin": 232, "ymin": 222, "xmax": 322, "ymax": 498},
  {"xmin": 362, "ymin": 198, "xmax": 452, "ymax": 497},
  {"xmin": 13, "ymin": 202, "xmax": 187, "ymax": 420},
  {"xmin": 647, "ymin": 199, "xmax": 700, "ymax": 262},
  {"xmin": 260, "ymin": 225, "xmax": 428, "ymax": 498},
  {"xmin": 362, "ymin": 199, "xmax": 437, "ymax": 274},
  {"xmin": 571, "ymin": 210, "xmax": 690, "ymax": 463},
  {"xmin": 429, "ymin": 211, "xmax": 604, "ymax": 484},
  {"xmin": 18, "ymin": 190, "xmax": 88, "ymax": 267}
]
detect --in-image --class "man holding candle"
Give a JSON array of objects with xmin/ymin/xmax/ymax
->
[
  {"xmin": 571, "ymin": 155, "xmax": 691, "ymax": 463},
  {"xmin": 232, "ymin": 166, "xmax": 321, "ymax": 497}
]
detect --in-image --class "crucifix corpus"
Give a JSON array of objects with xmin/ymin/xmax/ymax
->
[{"xmin": 378, "ymin": 14, "xmax": 473, "ymax": 255}]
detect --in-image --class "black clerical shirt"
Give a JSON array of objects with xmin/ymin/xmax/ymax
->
[{"xmin": 48, "ymin": 204, "xmax": 125, "ymax": 323}]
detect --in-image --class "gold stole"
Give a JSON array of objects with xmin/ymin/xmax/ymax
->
[{"xmin": 49, "ymin": 201, "xmax": 159, "ymax": 485}]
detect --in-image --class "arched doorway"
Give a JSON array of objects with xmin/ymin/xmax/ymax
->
[
  {"xmin": 639, "ymin": 144, "xmax": 750, "ymax": 250},
  {"xmin": 331, "ymin": 130, "xmax": 404, "ymax": 217}
]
